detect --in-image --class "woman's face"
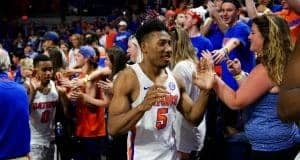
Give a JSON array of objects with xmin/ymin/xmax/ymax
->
[
  {"xmin": 248, "ymin": 23, "xmax": 264, "ymax": 55},
  {"xmin": 60, "ymin": 44, "xmax": 68, "ymax": 53},
  {"xmin": 70, "ymin": 36, "xmax": 80, "ymax": 47},
  {"xmin": 21, "ymin": 68, "xmax": 33, "ymax": 78},
  {"xmin": 127, "ymin": 40, "xmax": 138, "ymax": 63}
]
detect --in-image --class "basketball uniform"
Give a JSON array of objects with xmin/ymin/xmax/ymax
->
[
  {"xmin": 128, "ymin": 64, "xmax": 180, "ymax": 160},
  {"xmin": 30, "ymin": 80, "xmax": 58, "ymax": 159}
]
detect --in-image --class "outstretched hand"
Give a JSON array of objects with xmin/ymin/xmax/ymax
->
[
  {"xmin": 193, "ymin": 50, "xmax": 216, "ymax": 90},
  {"xmin": 212, "ymin": 48, "xmax": 229, "ymax": 64},
  {"xmin": 207, "ymin": 1, "xmax": 219, "ymax": 18}
]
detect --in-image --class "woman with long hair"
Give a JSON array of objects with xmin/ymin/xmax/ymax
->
[
  {"xmin": 200, "ymin": 14, "xmax": 297, "ymax": 160},
  {"xmin": 170, "ymin": 27, "xmax": 207, "ymax": 160},
  {"xmin": 98, "ymin": 46, "xmax": 128, "ymax": 160}
]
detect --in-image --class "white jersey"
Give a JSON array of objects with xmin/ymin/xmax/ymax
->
[
  {"xmin": 128, "ymin": 64, "xmax": 180, "ymax": 160},
  {"xmin": 30, "ymin": 80, "xmax": 58, "ymax": 146},
  {"xmin": 173, "ymin": 60, "xmax": 206, "ymax": 153}
]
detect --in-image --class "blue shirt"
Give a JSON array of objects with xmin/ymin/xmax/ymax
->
[
  {"xmin": 244, "ymin": 93, "xmax": 296, "ymax": 151},
  {"xmin": 221, "ymin": 21, "xmax": 255, "ymax": 90},
  {"xmin": 271, "ymin": 4, "xmax": 283, "ymax": 12},
  {"xmin": 115, "ymin": 31, "xmax": 132, "ymax": 52},
  {"xmin": 14, "ymin": 65, "xmax": 23, "ymax": 84},
  {"xmin": 190, "ymin": 35, "xmax": 213, "ymax": 59},
  {"xmin": 0, "ymin": 72, "xmax": 30, "ymax": 159},
  {"xmin": 206, "ymin": 23, "xmax": 224, "ymax": 50}
]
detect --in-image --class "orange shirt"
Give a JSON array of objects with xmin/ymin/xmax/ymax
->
[
  {"xmin": 277, "ymin": 9, "xmax": 300, "ymax": 44},
  {"xmin": 75, "ymin": 74, "xmax": 106, "ymax": 137},
  {"xmin": 105, "ymin": 31, "xmax": 117, "ymax": 48}
]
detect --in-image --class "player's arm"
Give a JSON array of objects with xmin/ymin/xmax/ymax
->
[
  {"xmin": 108, "ymin": 69, "xmax": 154, "ymax": 136},
  {"xmin": 176, "ymin": 76, "xmax": 210, "ymax": 126},
  {"xmin": 279, "ymin": 39, "xmax": 300, "ymax": 121}
]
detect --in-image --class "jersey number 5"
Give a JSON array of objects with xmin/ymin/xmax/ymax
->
[{"xmin": 156, "ymin": 108, "xmax": 168, "ymax": 129}]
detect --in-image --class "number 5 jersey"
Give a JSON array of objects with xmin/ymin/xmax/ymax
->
[{"xmin": 128, "ymin": 64, "xmax": 180, "ymax": 160}]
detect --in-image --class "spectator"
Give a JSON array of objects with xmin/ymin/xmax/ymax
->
[
  {"xmin": 70, "ymin": 45, "xmax": 110, "ymax": 159},
  {"xmin": 170, "ymin": 27, "xmax": 207, "ymax": 160},
  {"xmin": 115, "ymin": 20, "xmax": 132, "ymax": 52},
  {"xmin": 127, "ymin": 35, "xmax": 143, "ymax": 64},
  {"xmin": 24, "ymin": 42, "xmax": 38, "ymax": 59},
  {"xmin": 201, "ymin": 14, "xmax": 297, "ymax": 160},
  {"xmin": 0, "ymin": 48, "xmax": 30, "ymax": 160}
]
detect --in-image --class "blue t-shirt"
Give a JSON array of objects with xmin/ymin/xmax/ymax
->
[
  {"xmin": 0, "ymin": 72, "xmax": 30, "ymax": 159},
  {"xmin": 115, "ymin": 31, "xmax": 132, "ymax": 52},
  {"xmin": 221, "ymin": 21, "xmax": 255, "ymax": 90},
  {"xmin": 271, "ymin": 4, "xmax": 283, "ymax": 12},
  {"xmin": 14, "ymin": 65, "xmax": 23, "ymax": 84},
  {"xmin": 190, "ymin": 35, "xmax": 213, "ymax": 59},
  {"xmin": 206, "ymin": 23, "xmax": 224, "ymax": 50}
]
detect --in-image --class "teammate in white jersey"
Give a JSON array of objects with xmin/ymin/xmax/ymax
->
[
  {"xmin": 28, "ymin": 54, "xmax": 60, "ymax": 160},
  {"xmin": 108, "ymin": 19, "xmax": 215, "ymax": 160}
]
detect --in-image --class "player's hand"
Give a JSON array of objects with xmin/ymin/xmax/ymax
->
[
  {"xmin": 140, "ymin": 85, "xmax": 169, "ymax": 111},
  {"xmin": 193, "ymin": 51, "xmax": 216, "ymax": 90},
  {"xmin": 29, "ymin": 78, "xmax": 42, "ymax": 91}
]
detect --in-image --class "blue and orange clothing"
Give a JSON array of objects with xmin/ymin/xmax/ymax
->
[
  {"xmin": 75, "ymin": 73, "xmax": 106, "ymax": 137},
  {"xmin": 277, "ymin": 9, "xmax": 300, "ymax": 44}
]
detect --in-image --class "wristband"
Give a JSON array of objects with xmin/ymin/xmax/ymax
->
[{"xmin": 222, "ymin": 47, "xmax": 229, "ymax": 55}]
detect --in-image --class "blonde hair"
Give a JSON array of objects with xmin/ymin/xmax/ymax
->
[
  {"xmin": 20, "ymin": 58, "xmax": 33, "ymax": 70},
  {"xmin": 128, "ymin": 36, "xmax": 143, "ymax": 63},
  {"xmin": 170, "ymin": 27, "xmax": 197, "ymax": 67},
  {"xmin": 253, "ymin": 14, "xmax": 293, "ymax": 85}
]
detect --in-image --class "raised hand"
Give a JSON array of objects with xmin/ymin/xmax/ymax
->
[
  {"xmin": 29, "ymin": 78, "xmax": 42, "ymax": 91},
  {"xmin": 227, "ymin": 58, "xmax": 241, "ymax": 76},
  {"xmin": 207, "ymin": 1, "xmax": 219, "ymax": 18},
  {"xmin": 193, "ymin": 51, "xmax": 216, "ymax": 90},
  {"xmin": 212, "ymin": 48, "xmax": 229, "ymax": 64}
]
